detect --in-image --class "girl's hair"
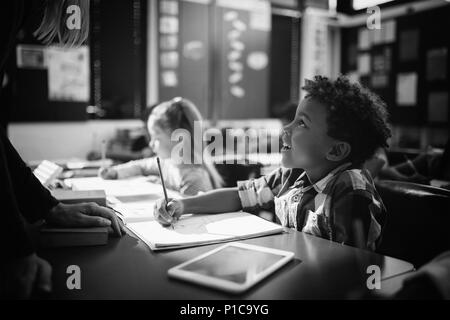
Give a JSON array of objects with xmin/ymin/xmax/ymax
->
[
  {"xmin": 34, "ymin": 0, "xmax": 90, "ymax": 47},
  {"xmin": 149, "ymin": 97, "xmax": 223, "ymax": 189}
]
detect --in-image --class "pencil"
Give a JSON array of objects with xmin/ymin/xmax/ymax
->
[
  {"xmin": 156, "ymin": 157, "xmax": 174, "ymax": 229},
  {"xmin": 403, "ymin": 155, "xmax": 418, "ymax": 175},
  {"xmin": 101, "ymin": 139, "xmax": 107, "ymax": 168}
]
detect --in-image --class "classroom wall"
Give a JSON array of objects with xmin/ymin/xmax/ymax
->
[
  {"xmin": 8, "ymin": 1, "xmax": 157, "ymax": 163},
  {"xmin": 8, "ymin": 120, "xmax": 142, "ymax": 162}
]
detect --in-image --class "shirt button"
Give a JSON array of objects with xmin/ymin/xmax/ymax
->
[{"xmin": 292, "ymin": 195, "xmax": 299, "ymax": 202}]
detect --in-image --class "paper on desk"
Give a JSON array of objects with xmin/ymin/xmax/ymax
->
[
  {"xmin": 65, "ymin": 177, "xmax": 178, "ymax": 198},
  {"xmin": 126, "ymin": 211, "xmax": 284, "ymax": 251},
  {"xmin": 65, "ymin": 177, "xmax": 179, "ymax": 224},
  {"xmin": 111, "ymin": 201, "xmax": 156, "ymax": 224}
]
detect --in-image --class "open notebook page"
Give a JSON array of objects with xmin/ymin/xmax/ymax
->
[{"xmin": 126, "ymin": 211, "xmax": 284, "ymax": 251}]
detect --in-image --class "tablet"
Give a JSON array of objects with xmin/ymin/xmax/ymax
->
[{"xmin": 168, "ymin": 242, "xmax": 294, "ymax": 293}]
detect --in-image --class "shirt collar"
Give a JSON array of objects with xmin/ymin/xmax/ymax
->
[{"xmin": 293, "ymin": 162, "xmax": 352, "ymax": 193}]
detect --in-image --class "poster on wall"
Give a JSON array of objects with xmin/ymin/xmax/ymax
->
[
  {"xmin": 161, "ymin": 70, "xmax": 178, "ymax": 87},
  {"xmin": 358, "ymin": 28, "xmax": 370, "ymax": 50},
  {"xmin": 160, "ymin": 16, "xmax": 179, "ymax": 34},
  {"xmin": 46, "ymin": 46, "xmax": 90, "ymax": 102},
  {"xmin": 16, "ymin": 45, "xmax": 47, "ymax": 69},
  {"xmin": 396, "ymin": 72, "xmax": 418, "ymax": 106},
  {"xmin": 160, "ymin": 51, "xmax": 179, "ymax": 68},
  {"xmin": 383, "ymin": 20, "xmax": 396, "ymax": 43},
  {"xmin": 301, "ymin": 8, "xmax": 329, "ymax": 95},
  {"xmin": 218, "ymin": 0, "xmax": 271, "ymax": 118},
  {"xmin": 160, "ymin": 0, "xmax": 178, "ymax": 15},
  {"xmin": 357, "ymin": 54, "xmax": 371, "ymax": 75}
]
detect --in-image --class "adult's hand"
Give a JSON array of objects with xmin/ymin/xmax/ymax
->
[
  {"xmin": 1, "ymin": 253, "xmax": 52, "ymax": 299},
  {"xmin": 46, "ymin": 203, "xmax": 126, "ymax": 237}
]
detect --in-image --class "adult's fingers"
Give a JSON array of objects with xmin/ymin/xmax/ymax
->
[
  {"xmin": 35, "ymin": 257, "xmax": 52, "ymax": 293},
  {"xmin": 15, "ymin": 256, "xmax": 38, "ymax": 299},
  {"xmin": 118, "ymin": 219, "xmax": 127, "ymax": 235},
  {"xmin": 72, "ymin": 211, "xmax": 112, "ymax": 228},
  {"xmin": 83, "ymin": 203, "xmax": 122, "ymax": 237}
]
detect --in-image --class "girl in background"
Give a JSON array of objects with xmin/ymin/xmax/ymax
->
[{"xmin": 100, "ymin": 97, "xmax": 223, "ymax": 196}]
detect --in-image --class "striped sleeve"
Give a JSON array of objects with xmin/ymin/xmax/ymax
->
[
  {"xmin": 329, "ymin": 169, "xmax": 385, "ymax": 251},
  {"xmin": 236, "ymin": 168, "xmax": 284, "ymax": 214}
]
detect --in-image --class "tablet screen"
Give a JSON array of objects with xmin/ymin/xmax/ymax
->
[{"xmin": 179, "ymin": 245, "xmax": 287, "ymax": 284}]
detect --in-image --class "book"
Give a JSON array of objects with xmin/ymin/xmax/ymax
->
[
  {"xmin": 33, "ymin": 160, "xmax": 63, "ymax": 187},
  {"xmin": 39, "ymin": 227, "xmax": 109, "ymax": 248},
  {"xmin": 126, "ymin": 211, "xmax": 285, "ymax": 251},
  {"xmin": 51, "ymin": 189, "xmax": 107, "ymax": 206}
]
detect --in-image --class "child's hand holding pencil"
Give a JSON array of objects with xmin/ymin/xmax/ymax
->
[
  {"xmin": 155, "ymin": 157, "xmax": 184, "ymax": 228},
  {"xmin": 153, "ymin": 198, "xmax": 184, "ymax": 227}
]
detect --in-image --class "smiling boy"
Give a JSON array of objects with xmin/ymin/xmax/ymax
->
[{"xmin": 154, "ymin": 76, "xmax": 391, "ymax": 250}]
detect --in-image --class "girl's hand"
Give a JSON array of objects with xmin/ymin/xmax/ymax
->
[
  {"xmin": 153, "ymin": 198, "xmax": 184, "ymax": 226},
  {"xmin": 99, "ymin": 167, "xmax": 118, "ymax": 179}
]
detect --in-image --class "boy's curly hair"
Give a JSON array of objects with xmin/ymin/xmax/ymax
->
[{"xmin": 302, "ymin": 75, "xmax": 391, "ymax": 165}]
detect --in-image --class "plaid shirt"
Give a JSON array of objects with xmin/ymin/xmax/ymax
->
[{"xmin": 237, "ymin": 163, "xmax": 386, "ymax": 251}]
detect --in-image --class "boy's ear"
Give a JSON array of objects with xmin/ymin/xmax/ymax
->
[{"xmin": 326, "ymin": 141, "xmax": 351, "ymax": 162}]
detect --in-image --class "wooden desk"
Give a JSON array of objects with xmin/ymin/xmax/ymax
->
[{"xmin": 39, "ymin": 229, "xmax": 414, "ymax": 299}]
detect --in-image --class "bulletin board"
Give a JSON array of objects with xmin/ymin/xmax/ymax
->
[
  {"xmin": 156, "ymin": 0, "xmax": 272, "ymax": 120},
  {"xmin": 157, "ymin": 0, "xmax": 210, "ymax": 117},
  {"xmin": 7, "ymin": 0, "xmax": 147, "ymax": 123},
  {"xmin": 340, "ymin": 5, "xmax": 450, "ymax": 127},
  {"xmin": 10, "ymin": 43, "xmax": 90, "ymax": 122}
]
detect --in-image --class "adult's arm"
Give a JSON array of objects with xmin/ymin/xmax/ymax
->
[
  {"xmin": 1, "ymin": 129, "xmax": 59, "ymax": 224},
  {"xmin": 0, "ymin": 130, "xmax": 37, "ymax": 259}
]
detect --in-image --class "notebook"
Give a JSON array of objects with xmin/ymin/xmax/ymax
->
[
  {"xmin": 51, "ymin": 189, "xmax": 107, "ymax": 206},
  {"xmin": 39, "ymin": 227, "xmax": 109, "ymax": 248},
  {"xmin": 64, "ymin": 177, "xmax": 284, "ymax": 251},
  {"xmin": 125, "ymin": 211, "xmax": 285, "ymax": 251},
  {"xmin": 33, "ymin": 160, "xmax": 63, "ymax": 187}
]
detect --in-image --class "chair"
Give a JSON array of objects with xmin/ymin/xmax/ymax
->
[
  {"xmin": 215, "ymin": 161, "xmax": 262, "ymax": 187},
  {"xmin": 375, "ymin": 180, "xmax": 450, "ymax": 268}
]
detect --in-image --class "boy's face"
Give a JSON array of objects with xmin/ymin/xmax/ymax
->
[{"xmin": 281, "ymin": 98, "xmax": 337, "ymax": 169}]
